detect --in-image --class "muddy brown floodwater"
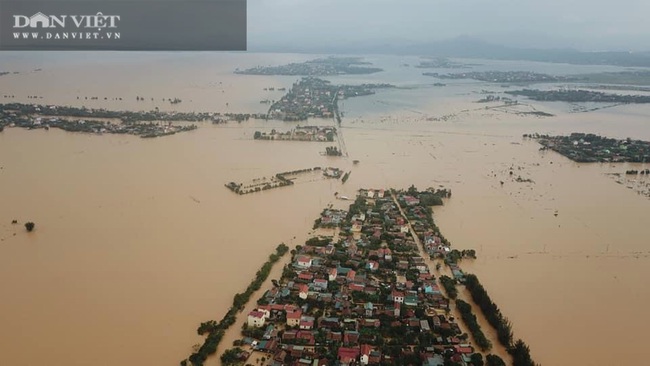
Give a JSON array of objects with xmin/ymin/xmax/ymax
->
[{"xmin": 1, "ymin": 53, "xmax": 649, "ymax": 366}]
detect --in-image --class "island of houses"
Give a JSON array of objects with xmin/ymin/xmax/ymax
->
[
  {"xmin": 234, "ymin": 57, "xmax": 383, "ymax": 76},
  {"xmin": 268, "ymin": 78, "xmax": 393, "ymax": 121},
  {"xmin": 526, "ymin": 132, "xmax": 650, "ymax": 163},
  {"xmin": 254, "ymin": 126, "xmax": 337, "ymax": 142},
  {"xmin": 225, "ymin": 167, "xmax": 344, "ymax": 195},
  {"xmin": 0, "ymin": 103, "xmax": 269, "ymax": 138},
  {"xmin": 219, "ymin": 187, "xmax": 516, "ymax": 366}
]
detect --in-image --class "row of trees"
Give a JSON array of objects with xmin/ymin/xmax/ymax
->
[
  {"xmin": 464, "ymin": 274, "xmax": 513, "ymax": 347},
  {"xmin": 325, "ymin": 146, "xmax": 342, "ymax": 156},
  {"xmin": 439, "ymin": 275, "xmax": 458, "ymax": 299},
  {"xmin": 181, "ymin": 243, "xmax": 289, "ymax": 366},
  {"xmin": 464, "ymin": 274, "xmax": 538, "ymax": 366},
  {"xmin": 456, "ymin": 299, "xmax": 492, "ymax": 351}
]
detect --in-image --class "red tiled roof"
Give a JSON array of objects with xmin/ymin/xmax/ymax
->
[
  {"xmin": 360, "ymin": 344, "xmax": 373, "ymax": 356},
  {"xmin": 248, "ymin": 311, "xmax": 265, "ymax": 319},
  {"xmin": 338, "ymin": 347, "xmax": 360, "ymax": 363},
  {"xmin": 287, "ymin": 310, "xmax": 302, "ymax": 319},
  {"xmin": 296, "ymin": 255, "xmax": 312, "ymax": 264},
  {"xmin": 454, "ymin": 345, "xmax": 474, "ymax": 354}
]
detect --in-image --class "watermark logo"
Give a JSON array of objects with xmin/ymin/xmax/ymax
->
[
  {"xmin": 10, "ymin": 11, "xmax": 121, "ymax": 41},
  {"xmin": 13, "ymin": 12, "xmax": 121, "ymax": 30},
  {"xmin": 0, "ymin": 0, "xmax": 246, "ymax": 51}
]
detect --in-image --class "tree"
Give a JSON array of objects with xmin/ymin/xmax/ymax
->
[
  {"xmin": 25, "ymin": 222, "xmax": 35, "ymax": 232},
  {"xmin": 220, "ymin": 347, "xmax": 244, "ymax": 365},
  {"xmin": 470, "ymin": 353, "xmax": 484, "ymax": 366},
  {"xmin": 509, "ymin": 339, "xmax": 537, "ymax": 366},
  {"xmin": 486, "ymin": 354, "xmax": 506, "ymax": 366}
]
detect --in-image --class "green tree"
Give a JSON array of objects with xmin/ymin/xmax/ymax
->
[
  {"xmin": 220, "ymin": 347, "xmax": 244, "ymax": 365},
  {"xmin": 25, "ymin": 222, "xmax": 35, "ymax": 232},
  {"xmin": 470, "ymin": 353, "xmax": 484, "ymax": 366},
  {"xmin": 486, "ymin": 354, "xmax": 506, "ymax": 366}
]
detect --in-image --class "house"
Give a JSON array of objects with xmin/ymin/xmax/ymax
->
[
  {"xmin": 423, "ymin": 283, "xmax": 441, "ymax": 295},
  {"xmin": 366, "ymin": 261, "xmax": 379, "ymax": 271},
  {"xmin": 392, "ymin": 290, "xmax": 404, "ymax": 303},
  {"xmin": 313, "ymin": 278, "xmax": 328, "ymax": 291},
  {"xmin": 319, "ymin": 292, "xmax": 333, "ymax": 303},
  {"xmin": 454, "ymin": 345, "xmax": 474, "ymax": 354},
  {"xmin": 338, "ymin": 347, "xmax": 360, "ymax": 365},
  {"xmin": 247, "ymin": 310, "xmax": 266, "ymax": 328},
  {"xmin": 327, "ymin": 267, "xmax": 338, "ymax": 281},
  {"xmin": 346, "ymin": 270, "xmax": 356, "ymax": 282},
  {"xmin": 360, "ymin": 318, "xmax": 380, "ymax": 328},
  {"xmin": 296, "ymin": 330, "xmax": 316, "ymax": 345},
  {"xmin": 364, "ymin": 302, "xmax": 374, "ymax": 317},
  {"xmin": 298, "ymin": 283, "xmax": 309, "ymax": 299},
  {"xmin": 286, "ymin": 309, "xmax": 302, "ymax": 327},
  {"xmin": 282, "ymin": 330, "xmax": 297, "ymax": 341},
  {"xmin": 381, "ymin": 248, "xmax": 393, "ymax": 261},
  {"xmin": 299, "ymin": 315, "xmax": 315, "ymax": 330},
  {"xmin": 360, "ymin": 344, "xmax": 373, "ymax": 365},
  {"xmin": 403, "ymin": 196, "xmax": 420, "ymax": 206},
  {"xmin": 320, "ymin": 317, "xmax": 340, "ymax": 329},
  {"xmin": 420, "ymin": 319, "xmax": 431, "ymax": 332},
  {"xmin": 273, "ymin": 350, "xmax": 288, "ymax": 364},
  {"xmin": 352, "ymin": 213, "xmax": 366, "ymax": 222},
  {"xmin": 351, "ymin": 221, "xmax": 363, "ymax": 232},
  {"xmin": 327, "ymin": 331, "xmax": 342, "ymax": 342},
  {"xmin": 296, "ymin": 255, "xmax": 313, "ymax": 268},
  {"xmin": 343, "ymin": 330, "xmax": 360, "ymax": 344},
  {"xmin": 425, "ymin": 354, "xmax": 445, "ymax": 366}
]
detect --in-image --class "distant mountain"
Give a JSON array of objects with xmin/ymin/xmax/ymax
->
[{"xmin": 250, "ymin": 36, "xmax": 650, "ymax": 68}]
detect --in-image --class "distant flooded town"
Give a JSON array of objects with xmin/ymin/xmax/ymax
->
[
  {"xmin": 268, "ymin": 77, "xmax": 393, "ymax": 121},
  {"xmin": 0, "ymin": 102, "xmax": 268, "ymax": 138},
  {"xmin": 528, "ymin": 133, "xmax": 650, "ymax": 163},
  {"xmin": 253, "ymin": 126, "xmax": 337, "ymax": 142},
  {"xmin": 235, "ymin": 57, "xmax": 383, "ymax": 76},
  {"xmin": 423, "ymin": 71, "xmax": 576, "ymax": 84}
]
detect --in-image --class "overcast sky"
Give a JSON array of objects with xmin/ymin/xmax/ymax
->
[{"xmin": 248, "ymin": 0, "xmax": 650, "ymax": 51}]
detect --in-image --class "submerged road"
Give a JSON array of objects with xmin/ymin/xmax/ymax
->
[{"xmin": 332, "ymin": 91, "xmax": 349, "ymax": 157}]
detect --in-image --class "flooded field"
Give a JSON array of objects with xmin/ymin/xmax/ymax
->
[{"xmin": 1, "ymin": 52, "xmax": 649, "ymax": 365}]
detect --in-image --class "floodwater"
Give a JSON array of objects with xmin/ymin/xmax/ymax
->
[{"xmin": 1, "ymin": 52, "xmax": 649, "ymax": 366}]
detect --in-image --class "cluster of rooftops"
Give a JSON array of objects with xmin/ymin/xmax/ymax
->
[{"xmin": 231, "ymin": 188, "xmax": 475, "ymax": 366}]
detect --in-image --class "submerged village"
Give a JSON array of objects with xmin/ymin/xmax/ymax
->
[
  {"xmin": 0, "ymin": 58, "xmax": 391, "ymax": 137},
  {"xmin": 8, "ymin": 56, "xmax": 650, "ymax": 366},
  {"xmin": 181, "ymin": 188, "xmax": 537, "ymax": 366}
]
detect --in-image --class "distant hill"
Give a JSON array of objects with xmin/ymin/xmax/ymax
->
[{"xmin": 251, "ymin": 36, "xmax": 650, "ymax": 68}]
